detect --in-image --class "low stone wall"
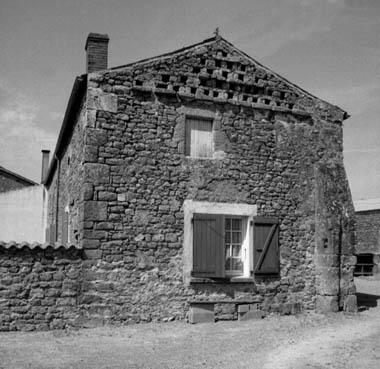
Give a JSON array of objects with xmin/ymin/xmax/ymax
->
[{"xmin": 0, "ymin": 245, "xmax": 82, "ymax": 331}]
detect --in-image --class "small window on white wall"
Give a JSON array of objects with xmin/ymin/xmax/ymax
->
[{"xmin": 185, "ymin": 117, "xmax": 213, "ymax": 158}]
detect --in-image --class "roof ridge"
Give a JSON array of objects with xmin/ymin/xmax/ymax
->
[{"xmin": 109, "ymin": 35, "xmax": 218, "ymax": 71}]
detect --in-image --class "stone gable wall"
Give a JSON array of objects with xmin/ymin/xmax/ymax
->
[{"xmin": 70, "ymin": 53, "xmax": 355, "ymax": 323}]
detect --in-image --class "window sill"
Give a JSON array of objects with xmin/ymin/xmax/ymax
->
[
  {"xmin": 185, "ymin": 156, "xmax": 215, "ymax": 160},
  {"xmin": 189, "ymin": 276, "xmax": 254, "ymax": 284}
]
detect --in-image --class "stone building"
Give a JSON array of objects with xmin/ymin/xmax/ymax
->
[
  {"xmin": 0, "ymin": 33, "xmax": 357, "ymax": 330},
  {"xmin": 0, "ymin": 165, "xmax": 37, "ymax": 193},
  {"xmin": 354, "ymin": 199, "xmax": 380, "ymax": 276}
]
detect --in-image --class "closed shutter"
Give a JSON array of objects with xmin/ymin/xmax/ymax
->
[
  {"xmin": 253, "ymin": 217, "xmax": 279, "ymax": 275},
  {"xmin": 185, "ymin": 118, "xmax": 213, "ymax": 157},
  {"xmin": 62, "ymin": 211, "xmax": 69, "ymax": 245},
  {"xmin": 192, "ymin": 213, "xmax": 225, "ymax": 278}
]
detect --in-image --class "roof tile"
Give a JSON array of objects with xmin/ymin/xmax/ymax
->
[{"xmin": 0, "ymin": 241, "xmax": 82, "ymax": 250}]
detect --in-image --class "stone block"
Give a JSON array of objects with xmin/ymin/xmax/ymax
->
[
  {"xmin": 188, "ymin": 304, "xmax": 214, "ymax": 324},
  {"xmin": 341, "ymin": 255, "xmax": 356, "ymax": 267},
  {"xmin": 83, "ymin": 201, "xmax": 107, "ymax": 221},
  {"xmin": 85, "ymin": 249, "xmax": 102, "ymax": 259},
  {"xmin": 343, "ymin": 295, "xmax": 357, "ymax": 313},
  {"xmin": 315, "ymin": 254, "xmax": 339, "ymax": 268},
  {"xmin": 237, "ymin": 304, "xmax": 251, "ymax": 313},
  {"xmin": 315, "ymin": 295, "xmax": 339, "ymax": 313},
  {"xmin": 98, "ymin": 191, "xmax": 117, "ymax": 201},
  {"xmin": 83, "ymin": 230, "xmax": 107, "ymax": 239},
  {"xmin": 84, "ymin": 145, "xmax": 98, "ymax": 162},
  {"xmin": 87, "ymin": 88, "xmax": 118, "ymax": 113},
  {"xmin": 239, "ymin": 309, "xmax": 266, "ymax": 321},
  {"xmin": 316, "ymin": 267, "xmax": 340, "ymax": 295},
  {"xmin": 83, "ymin": 163, "xmax": 110, "ymax": 184},
  {"xmin": 82, "ymin": 239, "xmax": 100, "ymax": 249},
  {"xmin": 85, "ymin": 129, "xmax": 108, "ymax": 146}
]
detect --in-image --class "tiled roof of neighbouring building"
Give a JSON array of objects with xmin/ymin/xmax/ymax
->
[
  {"xmin": 0, "ymin": 241, "xmax": 82, "ymax": 250},
  {"xmin": 0, "ymin": 165, "xmax": 37, "ymax": 186}
]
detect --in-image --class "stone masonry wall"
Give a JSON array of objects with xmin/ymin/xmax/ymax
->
[
  {"xmin": 355, "ymin": 210, "xmax": 380, "ymax": 255},
  {"xmin": 73, "ymin": 41, "xmax": 355, "ymax": 324},
  {"xmin": 47, "ymin": 99, "xmax": 86, "ymax": 244},
  {"xmin": 0, "ymin": 246, "xmax": 82, "ymax": 331}
]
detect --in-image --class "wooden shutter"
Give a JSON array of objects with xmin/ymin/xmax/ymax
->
[
  {"xmin": 192, "ymin": 213, "xmax": 225, "ymax": 278},
  {"xmin": 62, "ymin": 211, "xmax": 69, "ymax": 245},
  {"xmin": 253, "ymin": 217, "xmax": 279, "ymax": 275},
  {"xmin": 45, "ymin": 227, "xmax": 50, "ymax": 243},
  {"xmin": 49, "ymin": 223, "xmax": 56, "ymax": 244},
  {"xmin": 185, "ymin": 118, "xmax": 213, "ymax": 157}
]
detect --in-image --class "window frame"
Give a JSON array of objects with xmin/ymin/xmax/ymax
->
[
  {"xmin": 224, "ymin": 216, "xmax": 246, "ymax": 277},
  {"xmin": 185, "ymin": 115, "xmax": 214, "ymax": 159},
  {"xmin": 183, "ymin": 200, "xmax": 257, "ymax": 284}
]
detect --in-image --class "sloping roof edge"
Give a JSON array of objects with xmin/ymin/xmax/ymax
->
[
  {"xmin": 354, "ymin": 198, "xmax": 380, "ymax": 212},
  {"xmin": 43, "ymin": 75, "xmax": 87, "ymax": 186},
  {"xmin": 0, "ymin": 165, "xmax": 37, "ymax": 186},
  {"xmin": 109, "ymin": 35, "xmax": 348, "ymax": 119}
]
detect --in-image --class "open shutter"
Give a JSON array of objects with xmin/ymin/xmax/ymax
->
[
  {"xmin": 253, "ymin": 217, "xmax": 279, "ymax": 275},
  {"xmin": 45, "ymin": 227, "xmax": 50, "ymax": 243},
  {"xmin": 62, "ymin": 211, "xmax": 69, "ymax": 245},
  {"xmin": 192, "ymin": 213, "xmax": 225, "ymax": 278},
  {"xmin": 49, "ymin": 223, "xmax": 56, "ymax": 244}
]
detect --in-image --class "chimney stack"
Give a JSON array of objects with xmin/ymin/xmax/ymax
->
[
  {"xmin": 85, "ymin": 33, "xmax": 110, "ymax": 73},
  {"xmin": 41, "ymin": 150, "xmax": 50, "ymax": 183}
]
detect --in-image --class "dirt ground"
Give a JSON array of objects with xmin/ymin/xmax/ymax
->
[{"xmin": 1, "ymin": 277, "xmax": 380, "ymax": 369}]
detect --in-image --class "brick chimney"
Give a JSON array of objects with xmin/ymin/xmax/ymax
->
[
  {"xmin": 85, "ymin": 33, "xmax": 110, "ymax": 73},
  {"xmin": 41, "ymin": 150, "xmax": 50, "ymax": 183}
]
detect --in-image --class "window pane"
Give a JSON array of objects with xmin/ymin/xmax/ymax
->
[
  {"xmin": 232, "ymin": 245, "xmax": 241, "ymax": 257},
  {"xmin": 225, "ymin": 218, "xmax": 231, "ymax": 230},
  {"xmin": 232, "ymin": 232, "xmax": 242, "ymax": 243},
  {"xmin": 232, "ymin": 218, "xmax": 242, "ymax": 230},
  {"xmin": 225, "ymin": 232, "xmax": 231, "ymax": 244},
  {"xmin": 231, "ymin": 258, "xmax": 243, "ymax": 272},
  {"xmin": 224, "ymin": 217, "xmax": 244, "ymax": 275},
  {"xmin": 225, "ymin": 244, "xmax": 231, "ymax": 258}
]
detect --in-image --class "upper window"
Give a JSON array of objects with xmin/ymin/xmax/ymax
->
[{"xmin": 185, "ymin": 117, "xmax": 213, "ymax": 158}]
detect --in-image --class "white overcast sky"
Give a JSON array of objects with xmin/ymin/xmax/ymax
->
[{"xmin": 0, "ymin": 0, "xmax": 379, "ymax": 200}]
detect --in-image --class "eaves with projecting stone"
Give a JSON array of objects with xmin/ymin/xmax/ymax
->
[{"xmin": 94, "ymin": 34, "xmax": 348, "ymax": 124}]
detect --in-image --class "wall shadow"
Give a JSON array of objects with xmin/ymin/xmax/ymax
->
[{"xmin": 356, "ymin": 292, "xmax": 380, "ymax": 310}]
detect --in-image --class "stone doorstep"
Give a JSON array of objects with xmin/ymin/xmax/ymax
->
[
  {"xmin": 188, "ymin": 303, "xmax": 214, "ymax": 324},
  {"xmin": 237, "ymin": 303, "xmax": 265, "ymax": 321},
  {"xmin": 188, "ymin": 301, "xmax": 264, "ymax": 324}
]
